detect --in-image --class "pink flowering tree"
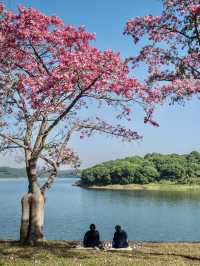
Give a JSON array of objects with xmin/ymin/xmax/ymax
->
[
  {"xmin": 0, "ymin": 5, "xmax": 153, "ymax": 244},
  {"xmin": 124, "ymin": 0, "xmax": 200, "ymax": 103}
]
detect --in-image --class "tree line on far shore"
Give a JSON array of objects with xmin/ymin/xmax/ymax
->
[
  {"xmin": 81, "ymin": 151, "xmax": 200, "ymax": 186},
  {"xmin": 0, "ymin": 167, "xmax": 80, "ymax": 179}
]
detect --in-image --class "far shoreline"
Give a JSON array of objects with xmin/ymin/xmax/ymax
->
[{"xmin": 77, "ymin": 183, "xmax": 200, "ymax": 192}]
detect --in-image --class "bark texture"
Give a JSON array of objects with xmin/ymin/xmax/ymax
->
[{"xmin": 20, "ymin": 183, "xmax": 45, "ymax": 244}]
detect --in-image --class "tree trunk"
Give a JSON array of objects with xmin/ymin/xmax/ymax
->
[
  {"xmin": 20, "ymin": 193, "xmax": 32, "ymax": 243},
  {"xmin": 20, "ymin": 183, "xmax": 45, "ymax": 244}
]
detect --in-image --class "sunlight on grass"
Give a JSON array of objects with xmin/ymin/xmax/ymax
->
[{"xmin": 0, "ymin": 241, "xmax": 200, "ymax": 266}]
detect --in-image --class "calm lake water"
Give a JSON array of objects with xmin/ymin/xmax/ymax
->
[{"xmin": 1, "ymin": 177, "xmax": 200, "ymax": 241}]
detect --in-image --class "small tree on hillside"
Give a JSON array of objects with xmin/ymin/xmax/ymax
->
[
  {"xmin": 0, "ymin": 5, "xmax": 153, "ymax": 244},
  {"xmin": 124, "ymin": 0, "xmax": 200, "ymax": 112}
]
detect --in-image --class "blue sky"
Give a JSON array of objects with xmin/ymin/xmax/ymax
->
[{"xmin": 0, "ymin": 0, "xmax": 200, "ymax": 168}]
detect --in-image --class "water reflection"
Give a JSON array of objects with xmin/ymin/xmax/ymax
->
[{"xmin": 83, "ymin": 187, "xmax": 200, "ymax": 201}]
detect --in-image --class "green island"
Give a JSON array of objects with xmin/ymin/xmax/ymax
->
[
  {"xmin": 1, "ymin": 241, "xmax": 200, "ymax": 266},
  {"xmin": 80, "ymin": 151, "xmax": 200, "ymax": 191}
]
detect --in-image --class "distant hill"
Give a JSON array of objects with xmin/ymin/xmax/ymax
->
[{"xmin": 0, "ymin": 167, "xmax": 80, "ymax": 178}]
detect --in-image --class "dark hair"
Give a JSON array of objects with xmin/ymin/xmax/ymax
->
[
  {"xmin": 90, "ymin": 224, "xmax": 96, "ymax": 230},
  {"xmin": 115, "ymin": 225, "xmax": 121, "ymax": 231}
]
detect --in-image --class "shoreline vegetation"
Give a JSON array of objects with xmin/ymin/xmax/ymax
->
[
  {"xmin": 80, "ymin": 151, "xmax": 200, "ymax": 190},
  {"xmin": 77, "ymin": 182, "xmax": 200, "ymax": 192},
  {"xmin": 1, "ymin": 240, "xmax": 200, "ymax": 266}
]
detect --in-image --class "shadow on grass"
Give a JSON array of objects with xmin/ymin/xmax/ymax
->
[
  {"xmin": 146, "ymin": 251, "xmax": 200, "ymax": 262},
  {"xmin": 116, "ymin": 248, "xmax": 200, "ymax": 263},
  {"xmin": 0, "ymin": 241, "xmax": 93, "ymax": 261}
]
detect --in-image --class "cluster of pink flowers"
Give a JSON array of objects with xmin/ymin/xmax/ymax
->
[
  {"xmin": 0, "ymin": 4, "xmax": 149, "ymax": 115},
  {"xmin": 75, "ymin": 117, "xmax": 142, "ymax": 142},
  {"xmin": 161, "ymin": 79, "xmax": 200, "ymax": 96},
  {"xmin": 47, "ymin": 145, "xmax": 79, "ymax": 166},
  {"xmin": 164, "ymin": 0, "xmax": 200, "ymax": 14},
  {"xmin": 189, "ymin": 4, "xmax": 200, "ymax": 15},
  {"xmin": 124, "ymin": 0, "xmax": 200, "ymax": 105}
]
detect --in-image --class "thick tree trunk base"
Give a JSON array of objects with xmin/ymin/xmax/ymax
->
[{"xmin": 20, "ymin": 188, "xmax": 45, "ymax": 245}]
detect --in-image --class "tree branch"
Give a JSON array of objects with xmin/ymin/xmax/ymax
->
[
  {"xmin": 44, "ymin": 75, "xmax": 101, "ymax": 136},
  {"xmin": 39, "ymin": 154, "xmax": 58, "ymax": 193},
  {"xmin": 0, "ymin": 145, "xmax": 21, "ymax": 152},
  {"xmin": 15, "ymin": 63, "xmax": 35, "ymax": 78},
  {"xmin": 29, "ymin": 43, "xmax": 50, "ymax": 75},
  {"xmin": 0, "ymin": 133, "xmax": 27, "ymax": 149},
  {"xmin": 56, "ymin": 126, "xmax": 76, "ymax": 164},
  {"xmin": 193, "ymin": 15, "xmax": 200, "ymax": 46}
]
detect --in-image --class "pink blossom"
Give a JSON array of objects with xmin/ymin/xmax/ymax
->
[
  {"xmin": 124, "ymin": 0, "xmax": 200, "ymax": 108},
  {"xmin": 189, "ymin": 4, "xmax": 200, "ymax": 15}
]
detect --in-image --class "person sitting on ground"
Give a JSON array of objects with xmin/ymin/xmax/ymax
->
[
  {"xmin": 83, "ymin": 224, "xmax": 102, "ymax": 248},
  {"xmin": 112, "ymin": 225, "xmax": 129, "ymax": 248}
]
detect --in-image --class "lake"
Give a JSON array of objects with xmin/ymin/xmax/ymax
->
[{"xmin": 1, "ymin": 177, "xmax": 200, "ymax": 241}]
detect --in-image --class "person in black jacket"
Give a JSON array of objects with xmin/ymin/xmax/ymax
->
[
  {"xmin": 83, "ymin": 224, "xmax": 102, "ymax": 248},
  {"xmin": 112, "ymin": 225, "xmax": 128, "ymax": 248}
]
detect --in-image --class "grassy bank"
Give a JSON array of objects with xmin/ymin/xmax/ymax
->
[
  {"xmin": 84, "ymin": 183, "xmax": 200, "ymax": 192},
  {"xmin": 1, "ymin": 241, "xmax": 200, "ymax": 266}
]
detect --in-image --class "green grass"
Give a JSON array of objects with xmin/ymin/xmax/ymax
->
[
  {"xmin": 1, "ymin": 241, "xmax": 200, "ymax": 266},
  {"xmin": 87, "ymin": 183, "xmax": 200, "ymax": 192}
]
